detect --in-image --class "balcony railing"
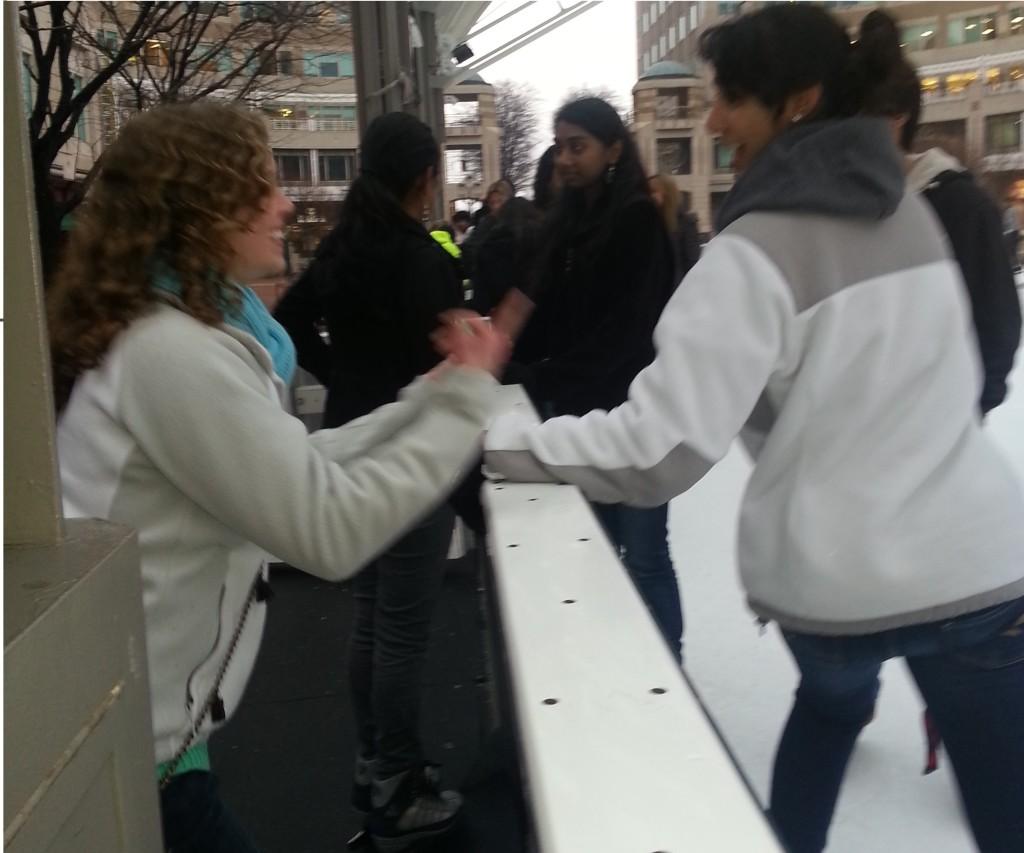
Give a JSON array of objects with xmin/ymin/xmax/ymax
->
[
  {"xmin": 445, "ymin": 124, "xmax": 483, "ymax": 136},
  {"xmin": 655, "ymin": 105, "xmax": 696, "ymax": 121},
  {"xmin": 270, "ymin": 118, "xmax": 358, "ymax": 132},
  {"xmin": 987, "ymin": 79, "xmax": 1024, "ymax": 95},
  {"xmin": 921, "ymin": 89, "xmax": 969, "ymax": 104}
]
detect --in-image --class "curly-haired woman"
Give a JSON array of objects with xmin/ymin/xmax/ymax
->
[{"xmin": 48, "ymin": 101, "xmax": 508, "ymax": 853}]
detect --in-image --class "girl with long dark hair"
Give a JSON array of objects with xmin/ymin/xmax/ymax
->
[
  {"xmin": 477, "ymin": 6, "xmax": 1024, "ymax": 852},
  {"xmin": 274, "ymin": 112, "xmax": 475, "ymax": 850},
  {"xmin": 509, "ymin": 97, "xmax": 683, "ymax": 660}
]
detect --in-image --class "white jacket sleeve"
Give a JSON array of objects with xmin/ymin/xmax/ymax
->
[
  {"xmin": 119, "ymin": 326, "xmax": 499, "ymax": 580},
  {"xmin": 484, "ymin": 235, "xmax": 794, "ymax": 506}
]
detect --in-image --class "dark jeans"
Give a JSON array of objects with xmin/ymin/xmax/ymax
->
[
  {"xmin": 160, "ymin": 771, "xmax": 259, "ymax": 853},
  {"xmin": 770, "ymin": 595, "xmax": 1024, "ymax": 853},
  {"xmin": 348, "ymin": 505, "xmax": 455, "ymax": 778},
  {"xmin": 592, "ymin": 502, "xmax": 683, "ymax": 662}
]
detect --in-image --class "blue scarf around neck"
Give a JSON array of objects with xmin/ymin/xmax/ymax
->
[{"xmin": 151, "ymin": 266, "xmax": 296, "ymax": 386}]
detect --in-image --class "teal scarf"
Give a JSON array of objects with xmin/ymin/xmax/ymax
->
[{"xmin": 152, "ymin": 267, "xmax": 296, "ymax": 386}]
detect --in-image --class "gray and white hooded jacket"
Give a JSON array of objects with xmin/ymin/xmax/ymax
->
[
  {"xmin": 58, "ymin": 303, "xmax": 499, "ymax": 762},
  {"xmin": 486, "ymin": 118, "xmax": 1024, "ymax": 635}
]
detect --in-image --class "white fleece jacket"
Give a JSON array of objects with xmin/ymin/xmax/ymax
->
[
  {"xmin": 485, "ymin": 195, "xmax": 1024, "ymax": 634},
  {"xmin": 58, "ymin": 304, "xmax": 500, "ymax": 762}
]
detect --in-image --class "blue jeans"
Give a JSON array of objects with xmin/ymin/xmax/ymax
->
[
  {"xmin": 770, "ymin": 596, "xmax": 1024, "ymax": 853},
  {"xmin": 592, "ymin": 502, "xmax": 683, "ymax": 662},
  {"xmin": 160, "ymin": 771, "xmax": 260, "ymax": 853}
]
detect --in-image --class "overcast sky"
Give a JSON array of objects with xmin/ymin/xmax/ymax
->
[{"xmin": 460, "ymin": 1, "xmax": 638, "ymax": 152}]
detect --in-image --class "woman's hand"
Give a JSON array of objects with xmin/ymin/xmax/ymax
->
[
  {"xmin": 433, "ymin": 310, "xmax": 511, "ymax": 378},
  {"xmin": 491, "ymin": 287, "xmax": 535, "ymax": 341}
]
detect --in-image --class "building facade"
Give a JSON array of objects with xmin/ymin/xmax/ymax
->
[
  {"xmin": 20, "ymin": 1, "xmax": 501, "ymax": 304},
  {"xmin": 634, "ymin": 1, "xmax": 1024, "ymax": 234}
]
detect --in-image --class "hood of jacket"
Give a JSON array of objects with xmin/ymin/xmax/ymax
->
[
  {"xmin": 715, "ymin": 117, "xmax": 905, "ymax": 233},
  {"xmin": 905, "ymin": 146, "xmax": 965, "ymax": 194}
]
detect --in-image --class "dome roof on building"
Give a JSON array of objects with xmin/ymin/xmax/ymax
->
[
  {"xmin": 640, "ymin": 60, "xmax": 697, "ymax": 80},
  {"xmin": 457, "ymin": 71, "xmax": 490, "ymax": 85}
]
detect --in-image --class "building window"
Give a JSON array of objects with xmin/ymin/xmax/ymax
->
[
  {"xmin": 713, "ymin": 138, "xmax": 734, "ymax": 171},
  {"xmin": 657, "ymin": 138, "xmax": 692, "ymax": 175},
  {"xmin": 21, "ymin": 53, "xmax": 33, "ymax": 111},
  {"xmin": 986, "ymin": 113, "xmax": 1022, "ymax": 154},
  {"xmin": 656, "ymin": 89, "xmax": 688, "ymax": 119},
  {"xmin": 318, "ymin": 150, "xmax": 356, "ymax": 183},
  {"xmin": 1012, "ymin": 9, "xmax": 1024, "ymax": 36},
  {"xmin": 195, "ymin": 43, "xmax": 221, "ymax": 72},
  {"xmin": 444, "ymin": 97, "xmax": 480, "ymax": 127},
  {"xmin": 445, "ymin": 146, "xmax": 483, "ymax": 185},
  {"xmin": 660, "ymin": 34, "xmax": 668, "ymax": 57},
  {"xmin": 945, "ymin": 71, "xmax": 977, "ymax": 95},
  {"xmin": 304, "ymin": 51, "xmax": 354, "ymax": 77},
  {"xmin": 680, "ymin": 14, "xmax": 687, "ymax": 38},
  {"xmin": 277, "ymin": 50, "xmax": 294, "ymax": 75},
  {"xmin": 915, "ymin": 120, "xmax": 966, "ymax": 156},
  {"xmin": 274, "ymin": 150, "xmax": 311, "ymax": 184},
  {"xmin": 690, "ymin": 4, "xmax": 699, "ymax": 31},
  {"xmin": 669, "ymin": 24, "xmax": 677, "ymax": 45},
  {"xmin": 96, "ymin": 29, "xmax": 119, "ymax": 50},
  {"xmin": 72, "ymin": 74, "xmax": 87, "ymax": 141},
  {"xmin": 718, "ymin": 2, "xmax": 742, "ymax": 15},
  {"xmin": 642, "ymin": 10, "xmax": 649, "ymax": 31},
  {"xmin": 143, "ymin": 39, "xmax": 168, "ymax": 66},
  {"xmin": 900, "ymin": 21, "xmax": 936, "ymax": 50},
  {"xmin": 947, "ymin": 14, "xmax": 996, "ymax": 45}
]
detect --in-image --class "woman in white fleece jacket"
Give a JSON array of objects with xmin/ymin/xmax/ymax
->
[
  {"xmin": 47, "ymin": 102, "xmax": 507, "ymax": 853},
  {"xmin": 480, "ymin": 7, "xmax": 1024, "ymax": 853}
]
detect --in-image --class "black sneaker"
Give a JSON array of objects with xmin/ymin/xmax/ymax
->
[{"xmin": 368, "ymin": 763, "xmax": 462, "ymax": 852}]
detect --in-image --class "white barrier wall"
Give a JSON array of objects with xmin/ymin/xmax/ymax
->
[{"xmin": 483, "ymin": 387, "xmax": 782, "ymax": 853}]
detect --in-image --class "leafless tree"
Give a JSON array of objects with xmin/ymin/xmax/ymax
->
[
  {"xmin": 493, "ymin": 80, "xmax": 540, "ymax": 194},
  {"xmin": 19, "ymin": 1, "xmax": 345, "ymax": 282}
]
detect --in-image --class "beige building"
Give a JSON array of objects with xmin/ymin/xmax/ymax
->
[
  {"xmin": 442, "ymin": 72, "xmax": 503, "ymax": 216},
  {"xmin": 633, "ymin": 1, "xmax": 1024, "ymax": 233}
]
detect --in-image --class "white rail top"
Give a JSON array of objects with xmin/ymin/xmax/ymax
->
[{"xmin": 484, "ymin": 386, "xmax": 781, "ymax": 853}]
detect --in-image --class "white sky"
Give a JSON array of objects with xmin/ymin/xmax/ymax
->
[{"xmin": 459, "ymin": 1, "xmax": 639, "ymax": 155}]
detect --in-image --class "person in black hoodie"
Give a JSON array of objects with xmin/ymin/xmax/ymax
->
[
  {"xmin": 858, "ymin": 10, "xmax": 1021, "ymax": 416},
  {"xmin": 508, "ymin": 97, "xmax": 683, "ymax": 661},
  {"xmin": 273, "ymin": 112, "xmax": 465, "ymax": 850}
]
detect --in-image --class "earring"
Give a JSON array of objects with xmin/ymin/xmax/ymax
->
[
  {"xmin": 792, "ymin": 113, "xmax": 804, "ymax": 123},
  {"xmin": 605, "ymin": 162, "xmax": 617, "ymax": 184}
]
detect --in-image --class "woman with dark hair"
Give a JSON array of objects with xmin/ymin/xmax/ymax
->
[
  {"xmin": 532, "ymin": 144, "xmax": 561, "ymax": 212},
  {"xmin": 857, "ymin": 10, "xmax": 1020, "ymax": 418},
  {"xmin": 648, "ymin": 173, "xmax": 702, "ymax": 280},
  {"xmin": 468, "ymin": 196, "xmax": 543, "ymax": 316},
  {"xmin": 274, "ymin": 112, "xmax": 474, "ymax": 849},
  {"xmin": 476, "ymin": 6, "xmax": 1024, "ymax": 853},
  {"xmin": 507, "ymin": 97, "xmax": 683, "ymax": 661},
  {"xmin": 49, "ymin": 102, "xmax": 506, "ymax": 852}
]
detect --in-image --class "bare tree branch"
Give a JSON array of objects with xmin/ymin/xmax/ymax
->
[{"xmin": 494, "ymin": 80, "xmax": 541, "ymax": 193}]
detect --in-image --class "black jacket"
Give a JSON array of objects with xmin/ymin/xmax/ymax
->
[
  {"xmin": 923, "ymin": 170, "xmax": 1022, "ymax": 413},
  {"xmin": 509, "ymin": 195, "xmax": 676, "ymax": 417},
  {"xmin": 672, "ymin": 211, "xmax": 702, "ymax": 281},
  {"xmin": 275, "ymin": 216, "xmax": 464, "ymax": 428}
]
